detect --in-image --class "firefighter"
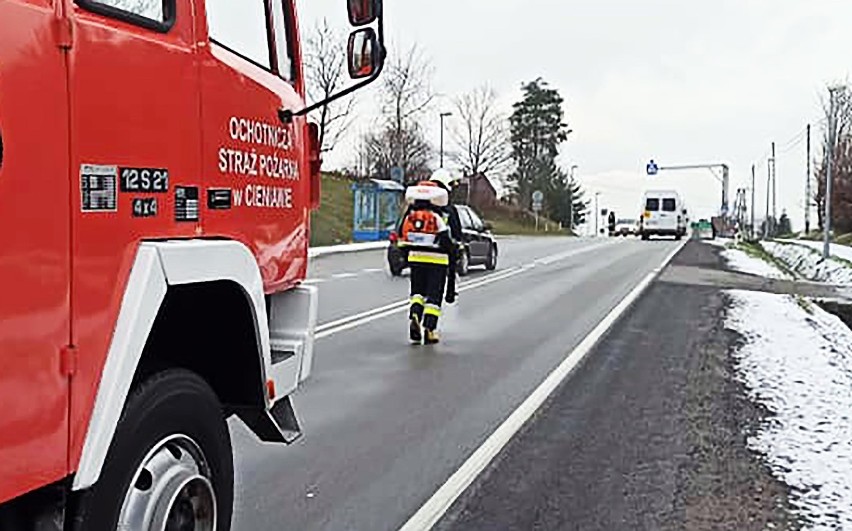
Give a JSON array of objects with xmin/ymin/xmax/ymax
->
[
  {"xmin": 429, "ymin": 169, "xmax": 464, "ymax": 255},
  {"xmin": 400, "ymin": 169, "xmax": 462, "ymax": 344}
]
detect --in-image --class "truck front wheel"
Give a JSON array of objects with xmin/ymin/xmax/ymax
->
[{"xmin": 70, "ymin": 369, "xmax": 233, "ymax": 531}]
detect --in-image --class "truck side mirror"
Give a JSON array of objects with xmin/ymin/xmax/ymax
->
[
  {"xmin": 279, "ymin": 0, "xmax": 385, "ymax": 123},
  {"xmin": 347, "ymin": 29, "xmax": 381, "ymax": 79},
  {"xmin": 348, "ymin": 0, "xmax": 379, "ymax": 26}
]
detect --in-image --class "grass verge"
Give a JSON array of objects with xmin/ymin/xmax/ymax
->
[{"xmin": 734, "ymin": 240, "xmax": 797, "ymax": 278}]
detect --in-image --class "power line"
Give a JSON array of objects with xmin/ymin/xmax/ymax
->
[{"xmin": 750, "ymin": 117, "xmax": 827, "ymax": 168}]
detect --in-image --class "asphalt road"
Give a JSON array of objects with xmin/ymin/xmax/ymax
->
[
  {"xmin": 436, "ymin": 241, "xmax": 799, "ymax": 531},
  {"xmin": 230, "ymin": 236, "xmax": 680, "ymax": 531}
]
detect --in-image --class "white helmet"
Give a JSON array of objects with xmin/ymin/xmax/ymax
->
[{"xmin": 429, "ymin": 168, "xmax": 460, "ymax": 189}]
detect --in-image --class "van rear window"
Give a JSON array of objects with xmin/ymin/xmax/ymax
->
[
  {"xmin": 662, "ymin": 198, "xmax": 677, "ymax": 212},
  {"xmin": 645, "ymin": 198, "xmax": 660, "ymax": 211}
]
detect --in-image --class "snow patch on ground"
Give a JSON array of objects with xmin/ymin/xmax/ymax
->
[
  {"xmin": 784, "ymin": 239, "xmax": 852, "ymax": 264},
  {"xmin": 762, "ymin": 242, "xmax": 852, "ymax": 285},
  {"xmin": 706, "ymin": 238, "xmax": 733, "ymax": 248},
  {"xmin": 719, "ymin": 246, "xmax": 791, "ymax": 280},
  {"xmin": 726, "ymin": 290, "xmax": 852, "ymax": 530}
]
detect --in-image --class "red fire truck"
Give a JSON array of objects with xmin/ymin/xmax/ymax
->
[{"xmin": 0, "ymin": 0, "xmax": 384, "ymax": 528}]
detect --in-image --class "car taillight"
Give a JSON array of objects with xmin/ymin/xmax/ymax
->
[{"xmin": 389, "ymin": 231, "xmax": 398, "ymax": 243}]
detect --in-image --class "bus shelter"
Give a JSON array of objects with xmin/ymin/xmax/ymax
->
[{"xmin": 351, "ymin": 179, "xmax": 405, "ymax": 242}]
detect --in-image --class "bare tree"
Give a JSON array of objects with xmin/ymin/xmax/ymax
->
[
  {"xmin": 359, "ymin": 122, "xmax": 433, "ymax": 182},
  {"xmin": 821, "ymin": 84, "xmax": 852, "ymax": 153},
  {"xmin": 305, "ymin": 18, "xmax": 357, "ymax": 154},
  {"xmin": 450, "ymin": 85, "xmax": 512, "ymax": 180},
  {"xmin": 815, "ymin": 84, "xmax": 852, "ymax": 231},
  {"xmin": 379, "ymin": 44, "xmax": 435, "ymax": 172}
]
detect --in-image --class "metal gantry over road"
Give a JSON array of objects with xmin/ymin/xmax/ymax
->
[{"xmin": 646, "ymin": 160, "xmax": 731, "ymax": 216}]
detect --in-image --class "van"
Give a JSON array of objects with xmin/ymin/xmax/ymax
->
[{"xmin": 639, "ymin": 190, "xmax": 687, "ymax": 240}]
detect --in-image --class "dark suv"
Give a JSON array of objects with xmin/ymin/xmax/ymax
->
[{"xmin": 387, "ymin": 204, "xmax": 499, "ymax": 276}]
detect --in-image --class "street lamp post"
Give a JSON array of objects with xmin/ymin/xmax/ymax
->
[{"xmin": 439, "ymin": 111, "xmax": 452, "ymax": 169}]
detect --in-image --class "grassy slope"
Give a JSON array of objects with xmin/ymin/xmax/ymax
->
[
  {"xmin": 309, "ymin": 173, "xmax": 569, "ymax": 246},
  {"xmin": 486, "ymin": 213, "xmax": 568, "ymax": 236},
  {"xmin": 309, "ymin": 174, "xmax": 354, "ymax": 247}
]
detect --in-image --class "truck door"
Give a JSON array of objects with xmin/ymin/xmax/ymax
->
[
  {"xmin": 0, "ymin": 0, "xmax": 71, "ymax": 503},
  {"xmin": 66, "ymin": 0, "xmax": 201, "ymax": 467},
  {"xmin": 198, "ymin": 0, "xmax": 309, "ymax": 293}
]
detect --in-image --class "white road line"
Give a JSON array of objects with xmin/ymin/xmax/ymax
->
[
  {"xmin": 314, "ymin": 241, "xmax": 617, "ymax": 339},
  {"xmin": 331, "ymin": 272, "xmax": 359, "ymax": 279},
  {"xmin": 397, "ymin": 239, "xmax": 688, "ymax": 531},
  {"xmin": 364, "ymin": 268, "xmax": 384, "ymax": 274},
  {"xmin": 534, "ymin": 240, "xmax": 615, "ymax": 266},
  {"xmin": 315, "ymin": 266, "xmax": 526, "ymax": 339},
  {"xmin": 316, "ymin": 299, "xmax": 410, "ymax": 334},
  {"xmin": 302, "ymin": 279, "xmax": 324, "ymax": 285}
]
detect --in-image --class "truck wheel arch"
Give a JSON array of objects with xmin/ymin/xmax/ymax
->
[{"xmin": 73, "ymin": 240, "xmax": 273, "ymax": 492}]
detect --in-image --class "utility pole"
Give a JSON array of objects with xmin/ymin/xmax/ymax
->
[
  {"xmin": 805, "ymin": 123, "xmax": 811, "ymax": 235},
  {"xmin": 568, "ymin": 165, "xmax": 578, "ymax": 233},
  {"xmin": 765, "ymin": 160, "xmax": 771, "ymax": 239},
  {"xmin": 439, "ymin": 111, "xmax": 452, "ymax": 169},
  {"xmin": 771, "ymin": 141, "xmax": 777, "ymax": 234},
  {"xmin": 594, "ymin": 192, "xmax": 601, "ymax": 237},
  {"xmin": 751, "ymin": 164, "xmax": 756, "ymax": 240},
  {"xmin": 825, "ymin": 88, "xmax": 841, "ymax": 258}
]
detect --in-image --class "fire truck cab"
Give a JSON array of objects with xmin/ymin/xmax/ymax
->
[{"xmin": 0, "ymin": 0, "xmax": 384, "ymax": 529}]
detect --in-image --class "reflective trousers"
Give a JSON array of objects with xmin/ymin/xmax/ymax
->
[{"xmin": 409, "ymin": 264, "xmax": 447, "ymax": 331}]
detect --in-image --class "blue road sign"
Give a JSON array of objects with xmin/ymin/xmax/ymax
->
[{"xmin": 646, "ymin": 160, "xmax": 659, "ymax": 176}]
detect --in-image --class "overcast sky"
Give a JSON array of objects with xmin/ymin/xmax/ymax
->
[{"xmin": 296, "ymin": 0, "xmax": 851, "ymax": 231}]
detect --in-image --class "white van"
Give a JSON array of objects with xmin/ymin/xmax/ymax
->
[{"xmin": 639, "ymin": 190, "xmax": 687, "ymax": 240}]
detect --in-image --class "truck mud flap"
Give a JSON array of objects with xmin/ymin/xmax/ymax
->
[{"xmin": 236, "ymin": 397, "xmax": 302, "ymax": 444}]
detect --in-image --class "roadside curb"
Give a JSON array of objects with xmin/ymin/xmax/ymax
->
[{"xmin": 309, "ymin": 241, "xmax": 388, "ymax": 258}]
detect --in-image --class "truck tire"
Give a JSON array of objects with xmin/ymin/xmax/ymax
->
[{"xmin": 70, "ymin": 369, "xmax": 233, "ymax": 531}]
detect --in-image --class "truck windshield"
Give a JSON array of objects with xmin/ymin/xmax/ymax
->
[{"xmin": 645, "ymin": 198, "xmax": 660, "ymax": 211}]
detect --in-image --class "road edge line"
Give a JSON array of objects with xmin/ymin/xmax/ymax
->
[
  {"xmin": 397, "ymin": 239, "xmax": 688, "ymax": 531},
  {"xmin": 316, "ymin": 267, "xmax": 527, "ymax": 339}
]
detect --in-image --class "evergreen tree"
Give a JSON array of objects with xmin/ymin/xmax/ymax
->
[{"xmin": 509, "ymin": 78, "xmax": 571, "ymax": 208}]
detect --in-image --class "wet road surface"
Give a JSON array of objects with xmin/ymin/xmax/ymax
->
[{"xmin": 231, "ymin": 236, "xmax": 681, "ymax": 531}]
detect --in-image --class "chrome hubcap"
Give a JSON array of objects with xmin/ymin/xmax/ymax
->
[{"xmin": 118, "ymin": 434, "xmax": 217, "ymax": 531}]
